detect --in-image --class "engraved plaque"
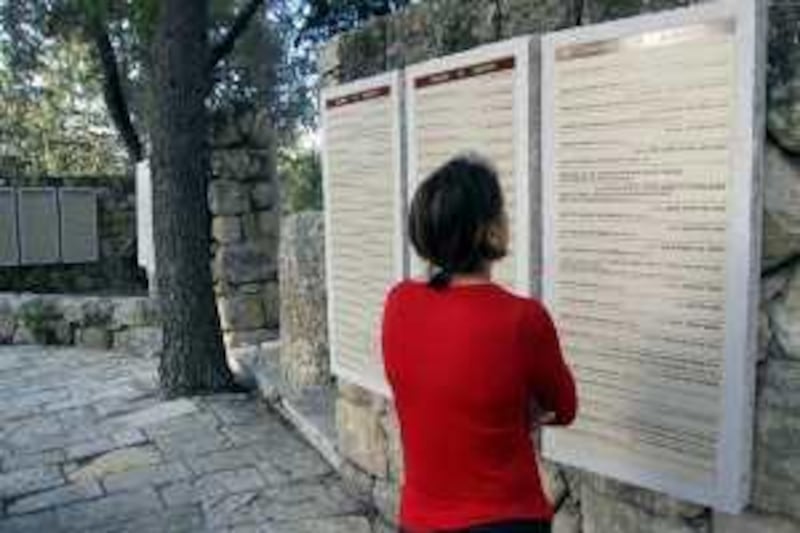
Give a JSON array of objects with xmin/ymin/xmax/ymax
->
[
  {"xmin": 406, "ymin": 37, "xmax": 533, "ymax": 294},
  {"xmin": 541, "ymin": 2, "xmax": 763, "ymax": 512},
  {"xmin": 18, "ymin": 188, "xmax": 60, "ymax": 265},
  {"xmin": 59, "ymin": 188, "xmax": 98, "ymax": 264},
  {"xmin": 322, "ymin": 72, "xmax": 404, "ymax": 396},
  {"xmin": 0, "ymin": 188, "xmax": 19, "ymax": 266}
]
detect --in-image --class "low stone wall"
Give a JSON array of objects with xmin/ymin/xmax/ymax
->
[
  {"xmin": 0, "ymin": 294, "xmax": 161, "ymax": 356},
  {"xmin": 317, "ymin": 1, "xmax": 800, "ymax": 533},
  {"xmin": 0, "ymin": 175, "xmax": 147, "ymax": 295},
  {"xmin": 209, "ymin": 109, "xmax": 281, "ymax": 349}
]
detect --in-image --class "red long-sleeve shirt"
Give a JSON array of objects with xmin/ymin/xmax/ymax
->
[{"xmin": 382, "ymin": 280, "xmax": 577, "ymax": 531}]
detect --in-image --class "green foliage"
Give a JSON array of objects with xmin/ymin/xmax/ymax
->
[
  {"xmin": 18, "ymin": 299, "xmax": 64, "ymax": 344},
  {"xmin": 0, "ymin": 0, "xmax": 413, "ymax": 177},
  {"xmin": 299, "ymin": 0, "xmax": 411, "ymax": 43},
  {"xmin": 0, "ymin": 33, "xmax": 127, "ymax": 175},
  {"xmin": 279, "ymin": 143, "xmax": 322, "ymax": 213}
]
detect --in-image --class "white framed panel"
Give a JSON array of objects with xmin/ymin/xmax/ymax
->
[
  {"xmin": 59, "ymin": 188, "xmax": 98, "ymax": 264},
  {"xmin": 136, "ymin": 161, "xmax": 155, "ymax": 276},
  {"xmin": 405, "ymin": 37, "xmax": 533, "ymax": 295},
  {"xmin": 541, "ymin": 1, "xmax": 764, "ymax": 513},
  {"xmin": 0, "ymin": 188, "xmax": 19, "ymax": 266},
  {"xmin": 321, "ymin": 72, "xmax": 404, "ymax": 397},
  {"xmin": 18, "ymin": 187, "xmax": 60, "ymax": 265}
]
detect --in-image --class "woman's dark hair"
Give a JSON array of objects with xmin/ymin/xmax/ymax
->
[{"xmin": 409, "ymin": 154, "xmax": 507, "ymax": 290}]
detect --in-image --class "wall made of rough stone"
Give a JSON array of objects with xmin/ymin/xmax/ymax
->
[
  {"xmin": 209, "ymin": 109, "xmax": 281, "ymax": 350},
  {"xmin": 279, "ymin": 211, "xmax": 329, "ymax": 390},
  {"xmin": 0, "ymin": 175, "xmax": 147, "ymax": 295},
  {"xmin": 320, "ymin": 1, "xmax": 800, "ymax": 532},
  {"xmin": 0, "ymin": 293, "xmax": 161, "ymax": 356}
]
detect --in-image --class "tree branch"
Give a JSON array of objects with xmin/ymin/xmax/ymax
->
[
  {"xmin": 90, "ymin": 23, "xmax": 144, "ymax": 162},
  {"xmin": 208, "ymin": 0, "xmax": 264, "ymax": 71}
]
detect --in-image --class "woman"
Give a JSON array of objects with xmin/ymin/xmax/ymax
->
[{"xmin": 382, "ymin": 155, "xmax": 577, "ymax": 533}]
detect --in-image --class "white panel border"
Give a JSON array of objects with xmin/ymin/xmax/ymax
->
[
  {"xmin": 405, "ymin": 37, "xmax": 533, "ymax": 296},
  {"xmin": 540, "ymin": 1, "xmax": 764, "ymax": 513},
  {"xmin": 321, "ymin": 71, "xmax": 405, "ymax": 397},
  {"xmin": 136, "ymin": 160, "xmax": 155, "ymax": 278}
]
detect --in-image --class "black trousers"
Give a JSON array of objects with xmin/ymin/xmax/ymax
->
[{"xmin": 400, "ymin": 520, "xmax": 552, "ymax": 533}]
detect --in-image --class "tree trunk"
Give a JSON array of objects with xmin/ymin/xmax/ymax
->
[{"xmin": 150, "ymin": 0, "xmax": 236, "ymax": 396}]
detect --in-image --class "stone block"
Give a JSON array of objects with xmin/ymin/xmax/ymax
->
[
  {"xmin": 713, "ymin": 510, "xmax": 800, "ymax": 533},
  {"xmin": 108, "ymin": 399, "xmax": 199, "ymax": 430},
  {"xmin": 553, "ymin": 504, "xmax": 581, "ymax": 533},
  {"xmin": 214, "ymin": 243, "xmax": 276, "ymax": 284},
  {"xmin": 212, "ymin": 149, "xmax": 274, "ymax": 181},
  {"xmin": 111, "ymin": 298, "xmax": 159, "ymax": 329},
  {"xmin": 209, "ymin": 180, "xmax": 248, "ymax": 215},
  {"xmin": 102, "ymin": 461, "xmax": 192, "ymax": 493},
  {"xmin": 13, "ymin": 324, "xmax": 35, "ymax": 344},
  {"xmin": 237, "ymin": 282, "xmax": 265, "ymax": 295},
  {"xmin": 252, "ymin": 181, "xmax": 276, "ymax": 209},
  {"xmin": 224, "ymin": 328, "xmax": 278, "ymax": 349},
  {"xmin": 7, "ymin": 480, "xmax": 103, "ymax": 515},
  {"xmin": 581, "ymin": 472, "xmax": 706, "ymax": 520},
  {"xmin": 760, "ymin": 357, "xmax": 800, "ymax": 409},
  {"xmin": 217, "ymin": 295, "xmax": 266, "ymax": 331},
  {"xmin": 113, "ymin": 326, "xmax": 163, "ymax": 357},
  {"xmin": 768, "ymin": 77, "xmax": 800, "ymax": 155},
  {"xmin": 152, "ymin": 424, "xmax": 232, "ymax": 459},
  {"xmin": 52, "ymin": 321, "xmax": 74, "ymax": 345},
  {"xmin": 0, "ymin": 304, "xmax": 16, "ymax": 343},
  {"xmin": 242, "ymin": 210, "xmax": 279, "ymax": 249},
  {"xmin": 0, "ymin": 508, "xmax": 60, "ymax": 532},
  {"xmin": 68, "ymin": 445, "xmax": 163, "ymax": 483},
  {"xmin": 338, "ymin": 460, "xmax": 375, "ymax": 503},
  {"xmin": 581, "ymin": 482, "xmax": 707, "ymax": 533},
  {"xmin": 182, "ymin": 446, "xmax": 262, "ymax": 477},
  {"xmin": 380, "ymin": 408, "xmax": 404, "ymax": 482},
  {"xmin": 372, "ymin": 479, "xmax": 400, "ymax": 524},
  {"xmin": 212, "ymin": 216, "xmax": 243, "ymax": 244},
  {"xmin": 67, "ymin": 438, "xmax": 123, "ymax": 462},
  {"xmin": 769, "ymin": 266, "xmax": 800, "ymax": 359},
  {"xmin": 540, "ymin": 459, "xmax": 568, "ymax": 506},
  {"xmin": 263, "ymin": 281, "xmax": 280, "ymax": 328},
  {"xmin": 76, "ymin": 327, "xmax": 111, "ymax": 350},
  {"xmin": 338, "ymin": 382, "xmax": 374, "ymax": 406},
  {"xmin": 0, "ymin": 465, "xmax": 65, "ymax": 500},
  {"xmin": 275, "ymin": 516, "xmax": 373, "ymax": 533},
  {"xmin": 764, "ymin": 142, "xmax": 800, "ymax": 264},
  {"xmin": 751, "ymin": 406, "xmax": 800, "ymax": 518},
  {"xmin": 336, "ymin": 396, "xmax": 388, "ymax": 478},
  {"xmin": 78, "ymin": 298, "xmax": 114, "ymax": 327},
  {"xmin": 258, "ymin": 210, "xmax": 280, "ymax": 242},
  {"xmin": 55, "ymin": 487, "xmax": 162, "ymax": 532}
]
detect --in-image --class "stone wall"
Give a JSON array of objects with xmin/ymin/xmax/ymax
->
[
  {"xmin": 279, "ymin": 211, "xmax": 329, "ymax": 390},
  {"xmin": 319, "ymin": 1, "xmax": 800, "ymax": 532},
  {"xmin": 0, "ymin": 293, "xmax": 161, "ymax": 356},
  {"xmin": 0, "ymin": 175, "xmax": 147, "ymax": 295},
  {"xmin": 0, "ymin": 110, "xmax": 280, "ymax": 355},
  {"xmin": 210, "ymin": 109, "xmax": 281, "ymax": 349}
]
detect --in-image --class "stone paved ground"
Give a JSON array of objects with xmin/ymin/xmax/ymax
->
[{"xmin": 0, "ymin": 346, "xmax": 373, "ymax": 532}]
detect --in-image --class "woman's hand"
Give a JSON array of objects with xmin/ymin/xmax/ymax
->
[{"xmin": 529, "ymin": 399, "xmax": 556, "ymax": 428}]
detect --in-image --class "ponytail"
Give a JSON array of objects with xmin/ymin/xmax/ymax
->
[{"xmin": 428, "ymin": 267, "xmax": 452, "ymax": 290}]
